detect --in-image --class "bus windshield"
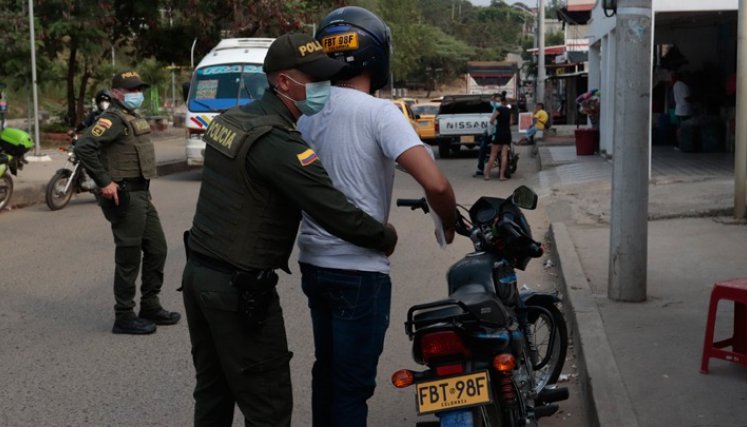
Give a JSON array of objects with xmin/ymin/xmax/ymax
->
[{"xmin": 188, "ymin": 64, "xmax": 268, "ymax": 113}]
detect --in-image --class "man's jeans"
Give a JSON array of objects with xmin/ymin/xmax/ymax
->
[
  {"xmin": 300, "ymin": 263, "xmax": 391, "ymax": 427},
  {"xmin": 526, "ymin": 125, "xmax": 538, "ymax": 140}
]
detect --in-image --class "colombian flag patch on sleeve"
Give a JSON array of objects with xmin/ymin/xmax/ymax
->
[{"xmin": 296, "ymin": 148, "xmax": 319, "ymax": 167}]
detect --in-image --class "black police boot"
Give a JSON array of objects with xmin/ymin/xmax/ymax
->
[
  {"xmin": 139, "ymin": 308, "xmax": 181, "ymax": 326},
  {"xmin": 112, "ymin": 316, "xmax": 157, "ymax": 335}
]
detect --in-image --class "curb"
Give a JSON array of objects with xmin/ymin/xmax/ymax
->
[
  {"xmin": 550, "ymin": 222, "xmax": 639, "ymax": 427},
  {"xmin": 6, "ymin": 160, "xmax": 192, "ymax": 211}
]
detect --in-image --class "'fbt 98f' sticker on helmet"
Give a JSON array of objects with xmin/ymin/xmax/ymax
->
[{"xmin": 321, "ymin": 33, "xmax": 359, "ymax": 53}]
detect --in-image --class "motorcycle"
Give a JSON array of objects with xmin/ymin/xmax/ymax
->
[
  {"xmin": 0, "ymin": 127, "xmax": 33, "ymax": 211},
  {"xmin": 45, "ymin": 133, "xmax": 98, "ymax": 210},
  {"xmin": 391, "ymin": 186, "xmax": 568, "ymax": 427}
]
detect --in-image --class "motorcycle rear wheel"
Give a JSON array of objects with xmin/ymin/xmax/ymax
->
[
  {"xmin": 527, "ymin": 304, "xmax": 568, "ymax": 391},
  {"xmin": 0, "ymin": 173, "xmax": 13, "ymax": 210},
  {"xmin": 45, "ymin": 170, "xmax": 75, "ymax": 211}
]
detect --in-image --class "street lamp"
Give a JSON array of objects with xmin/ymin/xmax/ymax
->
[{"xmin": 26, "ymin": 0, "xmax": 47, "ymax": 160}]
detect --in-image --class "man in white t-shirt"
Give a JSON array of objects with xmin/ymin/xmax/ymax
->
[{"xmin": 297, "ymin": 7, "xmax": 457, "ymax": 427}]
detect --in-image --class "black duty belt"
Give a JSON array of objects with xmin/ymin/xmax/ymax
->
[
  {"xmin": 117, "ymin": 178, "xmax": 150, "ymax": 192},
  {"xmin": 189, "ymin": 250, "xmax": 272, "ymax": 277}
]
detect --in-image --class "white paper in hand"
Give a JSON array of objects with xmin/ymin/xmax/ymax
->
[{"xmin": 430, "ymin": 209, "xmax": 447, "ymax": 249}]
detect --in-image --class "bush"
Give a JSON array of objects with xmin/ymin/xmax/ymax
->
[{"xmin": 41, "ymin": 122, "xmax": 70, "ymax": 133}]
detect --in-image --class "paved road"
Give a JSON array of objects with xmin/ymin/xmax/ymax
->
[{"xmin": 0, "ymin": 145, "xmax": 588, "ymax": 426}]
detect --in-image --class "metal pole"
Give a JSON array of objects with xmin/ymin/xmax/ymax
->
[
  {"xmin": 735, "ymin": 2, "xmax": 747, "ymax": 219},
  {"xmin": 608, "ymin": 0, "xmax": 652, "ymax": 302},
  {"xmin": 171, "ymin": 64, "xmax": 176, "ymax": 119},
  {"xmin": 111, "ymin": 45, "xmax": 115, "ymax": 69},
  {"xmin": 28, "ymin": 0, "xmax": 41, "ymax": 156},
  {"xmin": 537, "ymin": 0, "xmax": 546, "ymax": 107}
]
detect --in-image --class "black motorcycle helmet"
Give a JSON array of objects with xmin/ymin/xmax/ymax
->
[
  {"xmin": 95, "ymin": 89, "xmax": 112, "ymax": 104},
  {"xmin": 94, "ymin": 89, "xmax": 112, "ymax": 111},
  {"xmin": 316, "ymin": 6, "xmax": 392, "ymax": 92}
]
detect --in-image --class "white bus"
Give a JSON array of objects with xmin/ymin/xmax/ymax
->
[{"xmin": 184, "ymin": 38, "xmax": 274, "ymax": 166}]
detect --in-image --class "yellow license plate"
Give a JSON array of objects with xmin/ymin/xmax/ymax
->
[
  {"xmin": 415, "ymin": 371, "xmax": 492, "ymax": 415},
  {"xmin": 460, "ymin": 135, "xmax": 475, "ymax": 144},
  {"xmin": 320, "ymin": 33, "xmax": 359, "ymax": 53}
]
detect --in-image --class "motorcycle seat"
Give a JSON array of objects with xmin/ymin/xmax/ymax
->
[{"xmin": 411, "ymin": 284, "xmax": 511, "ymax": 330}]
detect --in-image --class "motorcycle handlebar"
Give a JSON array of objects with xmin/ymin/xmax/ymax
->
[{"xmin": 396, "ymin": 198, "xmax": 430, "ymax": 214}]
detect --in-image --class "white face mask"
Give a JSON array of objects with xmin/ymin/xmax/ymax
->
[{"xmin": 98, "ymin": 101, "xmax": 110, "ymax": 111}]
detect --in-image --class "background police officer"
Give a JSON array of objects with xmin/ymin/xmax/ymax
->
[
  {"xmin": 181, "ymin": 33, "xmax": 398, "ymax": 427},
  {"xmin": 75, "ymin": 70, "xmax": 180, "ymax": 335}
]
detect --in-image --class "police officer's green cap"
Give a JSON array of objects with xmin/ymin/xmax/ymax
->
[
  {"xmin": 263, "ymin": 33, "xmax": 350, "ymax": 80},
  {"xmin": 112, "ymin": 70, "xmax": 150, "ymax": 90}
]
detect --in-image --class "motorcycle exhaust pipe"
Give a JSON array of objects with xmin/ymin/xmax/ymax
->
[{"xmin": 537, "ymin": 387, "xmax": 569, "ymax": 404}]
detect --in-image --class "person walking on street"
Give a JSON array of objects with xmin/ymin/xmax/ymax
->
[
  {"xmin": 484, "ymin": 94, "xmax": 513, "ymax": 181},
  {"xmin": 181, "ymin": 33, "xmax": 398, "ymax": 427},
  {"xmin": 74, "ymin": 70, "xmax": 180, "ymax": 335},
  {"xmin": 298, "ymin": 7, "xmax": 457, "ymax": 427}
]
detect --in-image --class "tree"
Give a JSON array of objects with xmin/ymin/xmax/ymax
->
[
  {"xmin": 35, "ymin": 0, "xmax": 118, "ymax": 126},
  {"xmin": 546, "ymin": 30, "xmax": 564, "ymax": 46}
]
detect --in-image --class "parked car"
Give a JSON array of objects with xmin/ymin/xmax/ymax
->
[
  {"xmin": 411, "ymin": 102, "xmax": 440, "ymax": 144},
  {"xmin": 396, "ymin": 97, "xmax": 418, "ymax": 109},
  {"xmin": 392, "ymin": 99, "xmax": 418, "ymax": 131},
  {"xmin": 435, "ymin": 94, "xmax": 492, "ymax": 158}
]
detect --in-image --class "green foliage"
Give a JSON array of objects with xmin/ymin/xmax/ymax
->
[
  {"xmin": 546, "ymin": 30, "xmax": 564, "ymax": 46},
  {"xmin": 3, "ymin": 0, "xmax": 546, "ymax": 118}
]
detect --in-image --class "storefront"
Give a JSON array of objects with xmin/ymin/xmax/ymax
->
[{"xmin": 586, "ymin": 0, "xmax": 738, "ymax": 157}]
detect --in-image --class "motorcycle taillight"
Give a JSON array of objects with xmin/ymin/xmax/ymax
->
[
  {"xmin": 420, "ymin": 330, "xmax": 471, "ymax": 364},
  {"xmin": 435, "ymin": 363, "xmax": 464, "ymax": 376}
]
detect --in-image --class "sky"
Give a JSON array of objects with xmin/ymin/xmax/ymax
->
[{"xmin": 469, "ymin": 0, "xmax": 535, "ymax": 6}]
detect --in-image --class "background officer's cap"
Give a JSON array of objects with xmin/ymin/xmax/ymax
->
[
  {"xmin": 263, "ymin": 33, "xmax": 351, "ymax": 80},
  {"xmin": 112, "ymin": 70, "xmax": 150, "ymax": 90}
]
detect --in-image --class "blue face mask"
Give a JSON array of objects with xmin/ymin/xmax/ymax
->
[
  {"xmin": 281, "ymin": 75, "xmax": 331, "ymax": 116},
  {"xmin": 123, "ymin": 92, "xmax": 144, "ymax": 110}
]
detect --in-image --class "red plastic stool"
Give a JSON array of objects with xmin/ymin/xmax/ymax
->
[{"xmin": 700, "ymin": 278, "xmax": 747, "ymax": 374}]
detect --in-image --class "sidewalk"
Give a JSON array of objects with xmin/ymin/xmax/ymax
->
[
  {"xmin": 538, "ymin": 140, "xmax": 747, "ymax": 426},
  {"xmin": 3, "ymin": 127, "xmax": 191, "ymax": 210}
]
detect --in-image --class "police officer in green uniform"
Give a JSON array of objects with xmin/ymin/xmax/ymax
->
[
  {"xmin": 181, "ymin": 33, "xmax": 398, "ymax": 427},
  {"xmin": 75, "ymin": 70, "xmax": 180, "ymax": 335}
]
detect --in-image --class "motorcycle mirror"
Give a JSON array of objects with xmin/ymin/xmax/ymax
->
[{"xmin": 512, "ymin": 186, "xmax": 538, "ymax": 210}]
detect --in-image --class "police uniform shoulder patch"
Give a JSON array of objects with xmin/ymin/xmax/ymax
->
[
  {"xmin": 91, "ymin": 117, "xmax": 113, "ymax": 137},
  {"xmin": 296, "ymin": 148, "xmax": 319, "ymax": 167}
]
